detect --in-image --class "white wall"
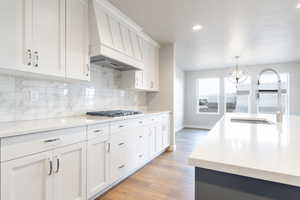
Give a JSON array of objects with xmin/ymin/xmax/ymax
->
[
  {"xmin": 184, "ymin": 62, "xmax": 300, "ymax": 129},
  {"xmin": 147, "ymin": 43, "xmax": 176, "ymax": 150},
  {"xmin": 175, "ymin": 66, "xmax": 185, "ymax": 132}
]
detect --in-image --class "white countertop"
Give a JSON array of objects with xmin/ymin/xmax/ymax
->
[
  {"xmin": 189, "ymin": 113, "xmax": 300, "ymax": 187},
  {"xmin": 0, "ymin": 111, "xmax": 170, "ymax": 138}
]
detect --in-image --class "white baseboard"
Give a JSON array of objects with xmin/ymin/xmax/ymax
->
[{"xmin": 184, "ymin": 124, "xmax": 211, "ymax": 130}]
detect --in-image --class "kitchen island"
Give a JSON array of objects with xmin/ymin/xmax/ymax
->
[{"xmin": 189, "ymin": 114, "xmax": 300, "ymax": 200}]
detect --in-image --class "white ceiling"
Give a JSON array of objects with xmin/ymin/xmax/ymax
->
[{"xmin": 109, "ymin": 0, "xmax": 300, "ymax": 70}]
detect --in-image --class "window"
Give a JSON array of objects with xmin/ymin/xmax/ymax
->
[
  {"xmin": 257, "ymin": 73, "xmax": 289, "ymax": 114},
  {"xmin": 197, "ymin": 78, "xmax": 220, "ymax": 113},
  {"xmin": 224, "ymin": 77, "xmax": 251, "ymax": 113}
]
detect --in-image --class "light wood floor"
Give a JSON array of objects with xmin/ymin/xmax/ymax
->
[{"xmin": 97, "ymin": 129, "xmax": 208, "ymax": 200}]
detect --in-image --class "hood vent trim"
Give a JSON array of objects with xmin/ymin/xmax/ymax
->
[{"xmin": 91, "ymin": 55, "xmax": 138, "ymax": 71}]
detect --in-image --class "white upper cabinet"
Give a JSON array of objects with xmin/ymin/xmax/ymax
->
[
  {"xmin": 30, "ymin": 0, "xmax": 66, "ymax": 77},
  {"xmin": 66, "ymin": 0, "xmax": 90, "ymax": 81},
  {"xmin": 1, "ymin": 0, "xmax": 90, "ymax": 81},
  {"xmin": 121, "ymin": 37, "xmax": 160, "ymax": 92},
  {"xmin": 0, "ymin": 0, "xmax": 25, "ymax": 70},
  {"xmin": 0, "ymin": 0, "xmax": 66, "ymax": 76}
]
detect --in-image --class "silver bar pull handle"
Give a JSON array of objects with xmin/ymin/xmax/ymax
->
[
  {"xmin": 55, "ymin": 158, "xmax": 60, "ymax": 173},
  {"xmin": 48, "ymin": 159, "xmax": 53, "ymax": 176},
  {"xmin": 118, "ymin": 142, "xmax": 125, "ymax": 146},
  {"xmin": 86, "ymin": 64, "xmax": 90, "ymax": 76},
  {"xmin": 93, "ymin": 130, "xmax": 103, "ymax": 133},
  {"xmin": 27, "ymin": 49, "xmax": 32, "ymax": 66},
  {"xmin": 118, "ymin": 165, "xmax": 125, "ymax": 169},
  {"xmin": 34, "ymin": 51, "xmax": 39, "ymax": 67},
  {"xmin": 44, "ymin": 138, "xmax": 61, "ymax": 143},
  {"xmin": 106, "ymin": 142, "xmax": 111, "ymax": 153}
]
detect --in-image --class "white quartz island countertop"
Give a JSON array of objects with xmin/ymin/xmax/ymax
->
[
  {"xmin": 189, "ymin": 113, "xmax": 300, "ymax": 187},
  {"xmin": 0, "ymin": 111, "xmax": 170, "ymax": 138}
]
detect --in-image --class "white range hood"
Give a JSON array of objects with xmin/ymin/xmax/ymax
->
[{"xmin": 89, "ymin": 0, "xmax": 144, "ymax": 71}]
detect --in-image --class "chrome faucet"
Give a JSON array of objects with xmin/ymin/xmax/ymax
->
[{"xmin": 256, "ymin": 68, "xmax": 282, "ymax": 122}]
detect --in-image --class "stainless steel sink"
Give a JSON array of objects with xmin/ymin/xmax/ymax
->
[{"xmin": 231, "ymin": 117, "xmax": 273, "ymax": 125}]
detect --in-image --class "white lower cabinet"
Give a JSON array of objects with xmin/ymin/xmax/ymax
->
[
  {"xmin": 155, "ymin": 122, "xmax": 164, "ymax": 153},
  {"xmin": 0, "ymin": 114, "xmax": 170, "ymax": 200},
  {"xmin": 53, "ymin": 143, "xmax": 87, "ymax": 200},
  {"xmin": 1, "ymin": 151, "xmax": 53, "ymax": 200},
  {"xmin": 87, "ymin": 137, "xmax": 110, "ymax": 198},
  {"xmin": 147, "ymin": 126, "xmax": 156, "ymax": 159},
  {"xmin": 109, "ymin": 131, "xmax": 130, "ymax": 183},
  {"xmin": 1, "ymin": 142, "xmax": 87, "ymax": 200},
  {"xmin": 135, "ymin": 127, "xmax": 149, "ymax": 166}
]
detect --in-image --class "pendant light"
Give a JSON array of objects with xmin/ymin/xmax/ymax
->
[{"xmin": 228, "ymin": 56, "xmax": 248, "ymax": 87}]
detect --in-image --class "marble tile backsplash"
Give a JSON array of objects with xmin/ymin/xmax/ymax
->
[{"xmin": 0, "ymin": 65, "xmax": 147, "ymax": 122}]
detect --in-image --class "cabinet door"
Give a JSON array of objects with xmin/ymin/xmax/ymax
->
[
  {"xmin": 155, "ymin": 123, "xmax": 163, "ymax": 153},
  {"xmin": 53, "ymin": 142, "xmax": 87, "ymax": 200},
  {"xmin": 142, "ymin": 40, "xmax": 151, "ymax": 89},
  {"xmin": 66, "ymin": 0, "xmax": 90, "ymax": 80},
  {"xmin": 162, "ymin": 119, "xmax": 170, "ymax": 148},
  {"xmin": 135, "ymin": 71, "xmax": 144, "ymax": 89},
  {"xmin": 148, "ymin": 44, "xmax": 157, "ymax": 90},
  {"xmin": 0, "ymin": 0, "xmax": 28, "ymax": 70},
  {"xmin": 87, "ymin": 138, "xmax": 110, "ymax": 198},
  {"xmin": 153, "ymin": 46, "xmax": 160, "ymax": 91},
  {"xmin": 32, "ymin": 0, "xmax": 66, "ymax": 77},
  {"xmin": 1, "ymin": 151, "xmax": 53, "ymax": 200},
  {"xmin": 148, "ymin": 126, "xmax": 156, "ymax": 158},
  {"xmin": 110, "ymin": 17, "xmax": 124, "ymax": 52}
]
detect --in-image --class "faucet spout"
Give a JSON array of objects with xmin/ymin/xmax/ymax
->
[{"xmin": 256, "ymin": 68, "xmax": 282, "ymax": 122}]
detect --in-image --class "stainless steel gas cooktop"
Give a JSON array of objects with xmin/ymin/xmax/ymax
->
[{"xmin": 86, "ymin": 110, "xmax": 143, "ymax": 117}]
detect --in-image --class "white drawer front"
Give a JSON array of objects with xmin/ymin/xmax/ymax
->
[
  {"xmin": 1, "ymin": 127, "xmax": 87, "ymax": 162},
  {"xmin": 110, "ymin": 119, "xmax": 145, "ymax": 134},
  {"xmin": 87, "ymin": 123, "xmax": 109, "ymax": 140},
  {"xmin": 144, "ymin": 115, "xmax": 161, "ymax": 125}
]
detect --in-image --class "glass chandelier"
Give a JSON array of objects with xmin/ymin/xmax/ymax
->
[{"xmin": 228, "ymin": 56, "xmax": 248, "ymax": 86}]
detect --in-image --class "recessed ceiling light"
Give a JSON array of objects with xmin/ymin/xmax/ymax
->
[
  {"xmin": 192, "ymin": 24, "xmax": 202, "ymax": 32},
  {"xmin": 297, "ymin": 3, "xmax": 300, "ymax": 8}
]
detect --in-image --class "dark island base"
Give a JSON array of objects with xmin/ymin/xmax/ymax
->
[{"xmin": 195, "ymin": 167, "xmax": 300, "ymax": 200}]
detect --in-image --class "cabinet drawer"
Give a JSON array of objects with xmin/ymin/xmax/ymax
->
[
  {"xmin": 110, "ymin": 118, "xmax": 145, "ymax": 134},
  {"xmin": 144, "ymin": 115, "xmax": 161, "ymax": 125},
  {"xmin": 1, "ymin": 127, "xmax": 87, "ymax": 162},
  {"xmin": 87, "ymin": 123, "xmax": 109, "ymax": 140}
]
